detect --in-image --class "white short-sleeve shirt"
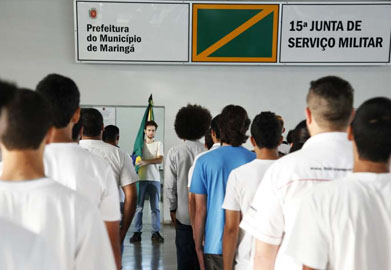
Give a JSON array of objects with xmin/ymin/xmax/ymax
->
[
  {"xmin": 240, "ymin": 132, "xmax": 353, "ymax": 270},
  {"xmin": 44, "ymin": 143, "xmax": 120, "ymax": 221},
  {"xmin": 222, "ymin": 159, "xmax": 275, "ymax": 270},
  {"xmin": 0, "ymin": 178, "xmax": 116, "ymax": 270},
  {"xmin": 139, "ymin": 140, "xmax": 164, "ymax": 181},
  {"xmin": 0, "ymin": 218, "xmax": 60, "ymax": 270},
  {"xmin": 79, "ymin": 140, "xmax": 139, "ymax": 188},
  {"xmin": 285, "ymin": 172, "xmax": 391, "ymax": 270}
]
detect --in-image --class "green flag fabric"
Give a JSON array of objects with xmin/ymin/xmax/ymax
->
[{"xmin": 132, "ymin": 95, "xmax": 154, "ymax": 172}]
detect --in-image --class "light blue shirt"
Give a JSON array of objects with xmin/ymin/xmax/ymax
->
[{"xmin": 190, "ymin": 146, "xmax": 255, "ymax": 254}]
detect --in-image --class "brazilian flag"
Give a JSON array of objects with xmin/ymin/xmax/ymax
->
[{"xmin": 132, "ymin": 94, "xmax": 154, "ymax": 173}]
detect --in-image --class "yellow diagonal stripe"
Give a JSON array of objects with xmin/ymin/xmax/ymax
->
[{"xmin": 196, "ymin": 7, "xmax": 274, "ymax": 60}]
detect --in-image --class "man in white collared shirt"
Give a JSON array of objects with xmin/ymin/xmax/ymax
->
[
  {"xmin": 240, "ymin": 76, "xmax": 354, "ymax": 270},
  {"xmin": 79, "ymin": 108, "xmax": 138, "ymax": 251},
  {"xmin": 285, "ymin": 97, "xmax": 391, "ymax": 270}
]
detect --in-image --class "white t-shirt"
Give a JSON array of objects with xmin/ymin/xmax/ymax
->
[
  {"xmin": 222, "ymin": 159, "xmax": 275, "ymax": 270},
  {"xmin": 0, "ymin": 178, "xmax": 116, "ymax": 270},
  {"xmin": 187, "ymin": 143, "xmax": 220, "ymax": 188},
  {"xmin": 240, "ymin": 132, "xmax": 353, "ymax": 270},
  {"xmin": 79, "ymin": 140, "xmax": 139, "ymax": 189},
  {"xmin": 285, "ymin": 172, "xmax": 391, "ymax": 270},
  {"xmin": 139, "ymin": 140, "xmax": 164, "ymax": 181},
  {"xmin": 44, "ymin": 142, "xmax": 120, "ymax": 221},
  {"xmin": 0, "ymin": 218, "xmax": 59, "ymax": 270}
]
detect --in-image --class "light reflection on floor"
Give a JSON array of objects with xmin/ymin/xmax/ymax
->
[{"xmin": 122, "ymin": 202, "xmax": 177, "ymax": 270}]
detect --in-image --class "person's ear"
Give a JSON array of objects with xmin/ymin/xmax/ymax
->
[
  {"xmin": 250, "ymin": 136, "xmax": 257, "ymax": 147},
  {"xmin": 71, "ymin": 107, "xmax": 81, "ymax": 124},
  {"xmin": 347, "ymin": 125, "xmax": 354, "ymax": 142},
  {"xmin": 305, "ymin": 107, "xmax": 312, "ymax": 126}
]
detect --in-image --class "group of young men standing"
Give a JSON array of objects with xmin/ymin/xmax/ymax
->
[
  {"xmin": 165, "ymin": 76, "xmax": 391, "ymax": 270},
  {"xmin": 0, "ymin": 74, "xmax": 390, "ymax": 270},
  {"xmin": 0, "ymin": 74, "xmax": 165, "ymax": 269}
]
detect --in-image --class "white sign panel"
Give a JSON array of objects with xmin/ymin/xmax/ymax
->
[
  {"xmin": 75, "ymin": 1, "xmax": 190, "ymax": 62},
  {"xmin": 280, "ymin": 4, "xmax": 391, "ymax": 63},
  {"xmin": 94, "ymin": 107, "xmax": 116, "ymax": 126}
]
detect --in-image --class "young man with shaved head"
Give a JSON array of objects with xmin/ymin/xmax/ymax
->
[
  {"xmin": 286, "ymin": 97, "xmax": 391, "ymax": 270},
  {"xmin": 241, "ymin": 76, "xmax": 354, "ymax": 270}
]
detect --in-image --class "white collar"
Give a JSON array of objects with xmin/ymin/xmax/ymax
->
[{"xmin": 303, "ymin": 132, "xmax": 348, "ymax": 149}]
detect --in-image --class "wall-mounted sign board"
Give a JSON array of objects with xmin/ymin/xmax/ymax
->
[
  {"xmin": 280, "ymin": 4, "xmax": 391, "ymax": 64},
  {"xmin": 75, "ymin": 1, "xmax": 190, "ymax": 62},
  {"xmin": 74, "ymin": 1, "xmax": 391, "ymax": 65}
]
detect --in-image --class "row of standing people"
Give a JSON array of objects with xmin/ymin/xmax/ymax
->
[
  {"xmin": 0, "ymin": 74, "xmax": 159, "ymax": 270},
  {"xmin": 165, "ymin": 76, "xmax": 391, "ymax": 270},
  {"xmin": 0, "ymin": 74, "xmax": 390, "ymax": 270}
]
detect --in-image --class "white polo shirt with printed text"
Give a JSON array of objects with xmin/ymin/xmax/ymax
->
[{"xmin": 240, "ymin": 132, "xmax": 353, "ymax": 270}]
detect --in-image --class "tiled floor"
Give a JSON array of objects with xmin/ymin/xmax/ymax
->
[{"xmin": 122, "ymin": 202, "xmax": 177, "ymax": 270}]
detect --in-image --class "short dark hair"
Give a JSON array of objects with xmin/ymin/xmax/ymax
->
[
  {"xmin": 0, "ymin": 80, "xmax": 17, "ymax": 112},
  {"xmin": 251, "ymin": 112, "xmax": 282, "ymax": 149},
  {"xmin": 276, "ymin": 115, "xmax": 284, "ymax": 131},
  {"xmin": 220, "ymin": 105, "xmax": 250, "ymax": 147},
  {"xmin": 307, "ymin": 76, "xmax": 354, "ymax": 130},
  {"xmin": 1, "ymin": 89, "xmax": 52, "ymax": 150},
  {"xmin": 82, "ymin": 108, "xmax": 103, "ymax": 137},
  {"xmin": 204, "ymin": 128, "xmax": 214, "ymax": 150},
  {"xmin": 174, "ymin": 104, "xmax": 211, "ymax": 140},
  {"xmin": 103, "ymin": 125, "xmax": 120, "ymax": 143},
  {"xmin": 36, "ymin": 74, "xmax": 80, "ymax": 129},
  {"xmin": 290, "ymin": 120, "xmax": 310, "ymax": 153},
  {"xmin": 351, "ymin": 97, "xmax": 391, "ymax": 163},
  {"xmin": 286, "ymin": 130, "xmax": 294, "ymax": 144},
  {"xmin": 72, "ymin": 111, "xmax": 83, "ymax": 141},
  {"xmin": 211, "ymin": 114, "xmax": 221, "ymax": 140},
  {"xmin": 145, "ymin": 120, "xmax": 158, "ymax": 130}
]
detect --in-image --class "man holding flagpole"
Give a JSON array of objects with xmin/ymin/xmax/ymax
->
[{"xmin": 130, "ymin": 96, "xmax": 165, "ymax": 243}]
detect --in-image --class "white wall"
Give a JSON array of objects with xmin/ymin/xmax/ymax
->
[{"xmin": 1, "ymin": 0, "xmax": 391, "ymax": 153}]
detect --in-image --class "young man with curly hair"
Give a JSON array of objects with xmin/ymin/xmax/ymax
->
[
  {"xmin": 165, "ymin": 104, "xmax": 211, "ymax": 270},
  {"xmin": 190, "ymin": 105, "xmax": 255, "ymax": 270}
]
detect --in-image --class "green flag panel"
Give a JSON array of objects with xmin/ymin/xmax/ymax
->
[{"xmin": 209, "ymin": 12, "xmax": 274, "ymax": 58}]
